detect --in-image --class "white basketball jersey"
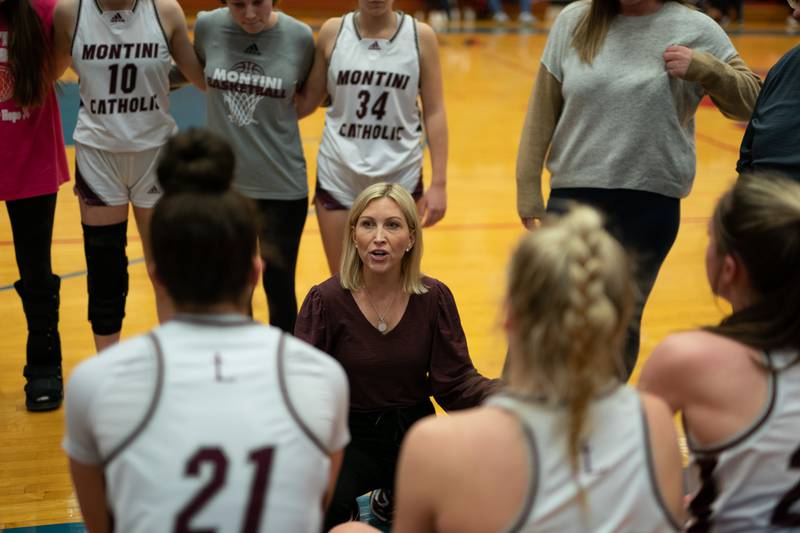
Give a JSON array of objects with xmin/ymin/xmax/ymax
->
[
  {"xmin": 686, "ymin": 351, "xmax": 800, "ymax": 532},
  {"xmin": 318, "ymin": 12, "xmax": 423, "ymax": 181},
  {"xmin": 103, "ymin": 323, "xmax": 331, "ymax": 533},
  {"xmin": 71, "ymin": 0, "xmax": 175, "ymax": 151},
  {"xmin": 488, "ymin": 387, "xmax": 680, "ymax": 533}
]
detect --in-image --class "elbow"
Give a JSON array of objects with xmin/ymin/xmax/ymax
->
[
  {"xmin": 718, "ymin": 93, "xmax": 758, "ymax": 122},
  {"xmin": 296, "ymin": 102, "xmax": 316, "ymax": 119}
]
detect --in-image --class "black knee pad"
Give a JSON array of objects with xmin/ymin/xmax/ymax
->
[{"xmin": 83, "ymin": 221, "xmax": 129, "ymax": 336}]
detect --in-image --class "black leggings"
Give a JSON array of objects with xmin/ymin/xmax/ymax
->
[
  {"xmin": 325, "ymin": 402, "xmax": 436, "ymax": 530},
  {"xmin": 547, "ymin": 188, "xmax": 680, "ymax": 379},
  {"xmin": 253, "ymin": 197, "xmax": 307, "ymax": 333},
  {"xmin": 6, "ymin": 193, "xmax": 60, "ymax": 367}
]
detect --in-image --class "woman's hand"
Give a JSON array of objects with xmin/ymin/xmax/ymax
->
[
  {"xmin": 419, "ymin": 182, "xmax": 446, "ymax": 227},
  {"xmin": 664, "ymin": 45, "xmax": 693, "ymax": 79},
  {"xmin": 520, "ymin": 217, "xmax": 541, "ymax": 231}
]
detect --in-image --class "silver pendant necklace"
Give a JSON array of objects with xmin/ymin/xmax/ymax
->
[{"xmin": 364, "ymin": 286, "xmax": 400, "ymax": 333}]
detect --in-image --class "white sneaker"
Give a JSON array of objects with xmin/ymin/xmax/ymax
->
[
  {"xmin": 493, "ymin": 11, "xmax": 510, "ymax": 23},
  {"xmin": 518, "ymin": 11, "xmax": 537, "ymax": 24}
]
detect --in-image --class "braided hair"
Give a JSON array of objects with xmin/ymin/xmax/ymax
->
[{"xmin": 506, "ymin": 206, "xmax": 635, "ymax": 472}]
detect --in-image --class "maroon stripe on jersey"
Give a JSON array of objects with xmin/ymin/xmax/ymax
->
[
  {"xmin": 640, "ymin": 400, "xmax": 682, "ymax": 531},
  {"xmin": 686, "ymin": 361, "xmax": 778, "ymax": 455},
  {"xmin": 389, "ymin": 12, "xmax": 406, "ymax": 43},
  {"xmin": 151, "ymin": 0, "xmax": 170, "ymax": 53},
  {"xmin": 70, "ymin": 0, "xmax": 83, "ymax": 57},
  {"xmin": 504, "ymin": 415, "xmax": 539, "ymax": 533},
  {"xmin": 276, "ymin": 334, "xmax": 329, "ymax": 455},
  {"xmin": 102, "ymin": 332, "xmax": 165, "ymax": 467}
]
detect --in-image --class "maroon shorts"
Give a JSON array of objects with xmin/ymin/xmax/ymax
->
[{"xmin": 314, "ymin": 177, "xmax": 424, "ymax": 211}]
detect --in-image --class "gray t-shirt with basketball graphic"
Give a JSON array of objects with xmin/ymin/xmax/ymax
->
[{"xmin": 195, "ymin": 9, "xmax": 314, "ymax": 200}]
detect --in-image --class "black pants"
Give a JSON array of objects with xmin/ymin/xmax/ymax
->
[
  {"xmin": 547, "ymin": 188, "xmax": 680, "ymax": 379},
  {"xmin": 425, "ymin": 0, "xmax": 451, "ymax": 10},
  {"xmin": 325, "ymin": 401, "xmax": 436, "ymax": 530},
  {"xmin": 6, "ymin": 193, "xmax": 61, "ymax": 367},
  {"xmin": 253, "ymin": 197, "xmax": 307, "ymax": 333}
]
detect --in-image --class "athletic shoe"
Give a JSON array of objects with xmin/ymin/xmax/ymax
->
[
  {"xmin": 492, "ymin": 11, "xmax": 510, "ymax": 23},
  {"xmin": 369, "ymin": 488, "xmax": 394, "ymax": 524},
  {"xmin": 24, "ymin": 365, "xmax": 63, "ymax": 412},
  {"xmin": 518, "ymin": 11, "xmax": 537, "ymax": 24}
]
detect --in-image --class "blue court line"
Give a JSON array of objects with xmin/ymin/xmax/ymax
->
[
  {"xmin": 2, "ymin": 495, "xmax": 390, "ymax": 532},
  {"xmin": 3, "ymin": 524, "xmax": 87, "ymax": 532},
  {"xmin": 0, "ymin": 257, "xmax": 145, "ymax": 292}
]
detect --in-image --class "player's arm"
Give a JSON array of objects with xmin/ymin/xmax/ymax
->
[
  {"xmin": 392, "ymin": 417, "xmax": 442, "ymax": 533},
  {"xmin": 324, "ymin": 449, "xmax": 344, "ymax": 510},
  {"xmin": 417, "ymin": 21, "xmax": 447, "ymax": 228},
  {"xmin": 516, "ymin": 64, "xmax": 562, "ymax": 230},
  {"xmin": 296, "ymin": 17, "xmax": 340, "ymax": 119},
  {"xmin": 157, "ymin": 0, "xmax": 205, "ymax": 90},
  {"xmin": 70, "ymin": 459, "xmax": 111, "ymax": 533},
  {"xmin": 638, "ymin": 333, "xmax": 706, "ymax": 414},
  {"xmin": 639, "ymin": 392, "xmax": 686, "ymax": 525},
  {"xmin": 52, "ymin": 0, "xmax": 77, "ymax": 79}
]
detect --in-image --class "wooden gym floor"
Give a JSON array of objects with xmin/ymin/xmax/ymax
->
[{"xmin": 1, "ymin": 16, "xmax": 797, "ymax": 530}]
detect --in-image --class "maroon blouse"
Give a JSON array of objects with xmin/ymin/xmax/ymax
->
[{"xmin": 294, "ymin": 276, "xmax": 501, "ymax": 411}]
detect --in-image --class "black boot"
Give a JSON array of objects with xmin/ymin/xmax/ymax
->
[{"xmin": 15, "ymin": 274, "xmax": 63, "ymax": 412}]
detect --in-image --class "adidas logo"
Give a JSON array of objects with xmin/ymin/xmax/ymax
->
[
  {"xmin": 110, "ymin": 12, "xmax": 125, "ymax": 23},
  {"xmin": 368, "ymin": 41, "xmax": 381, "ymax": 51},
  {"xmin": 243, "ymin": 43, "xmax": 261, "ymax": 55},
  {"xmin": 147, "ymin": 185, "xmax": 160, "ymax": 194}
]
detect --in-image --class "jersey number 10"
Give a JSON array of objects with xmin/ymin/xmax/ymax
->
[
  {"xmin": 174, "ymin": 445, "xmax": 275, "ymax": 533},
  {"xmin": 108, "ymin": 64, "xmax": 138, "ymax": 94}
]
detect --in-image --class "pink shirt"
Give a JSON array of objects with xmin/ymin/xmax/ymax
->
[{"xmin": 0, "ymin": 0, "xmax": 69, "ymax": 201}]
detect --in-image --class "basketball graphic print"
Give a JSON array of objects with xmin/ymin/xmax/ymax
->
[
  {"xmin": 0, "ymin": 30, "xmax": 12, "ymax": 103},
  {"xmin": 222, "ymin": 60, "xmax": 266, "ymax": 127},
  {"xmin": 0, "ymin": 64, "xmax": 14, "ymax": 103}
]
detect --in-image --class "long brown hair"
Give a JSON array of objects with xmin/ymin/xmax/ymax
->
[
  {"xmin": 506, "ymin": 206, "xmax": 634, "ymax": 472},
  {"xmin": 2, "ymin": 0, "xmax": 51, "ymax": 107},
  {"xmin": 704, "ymin": 174, "xmax": 800, "ymax": 352},
  {"xmin": 571, "ymin": 0, "xmax": 681, "ymax": 64}
]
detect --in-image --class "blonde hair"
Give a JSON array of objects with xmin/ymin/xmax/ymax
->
[
  {"xmin": 506, "ymin": 206, "xmax": 634, "ymax": 471},
  {"xmin": 340, "ymin": 183, "xmax": 427, "ymax": 294},
  {"xmin": 571, "ymin": 0, "xmax": 682, "ymax": 64}
]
